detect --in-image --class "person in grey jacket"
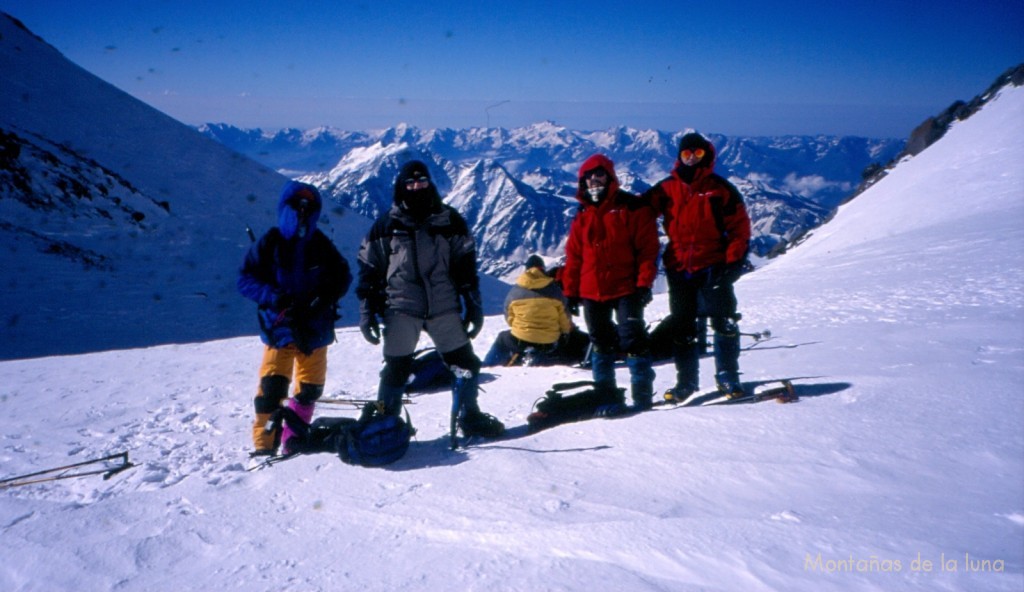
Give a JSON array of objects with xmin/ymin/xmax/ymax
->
[{"xmin": 356, "ymin": 160, "xmax": 504, "ymax": 440}]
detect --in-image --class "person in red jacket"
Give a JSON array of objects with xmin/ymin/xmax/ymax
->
[
  {"xmin": 645, "ymin": 131, "xmax": 751, "ymax": 399},
  {"xmin": 562, "ymin": 154, "xmax": 660, "ymax": 411}
]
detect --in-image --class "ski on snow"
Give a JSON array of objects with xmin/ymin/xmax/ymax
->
[{"xmin": 659, "ymin": 379, "xmax": 798, "ymax": 408}]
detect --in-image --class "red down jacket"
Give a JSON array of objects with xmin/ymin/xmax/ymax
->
[
  {"xmin": 646, "ymin": 140, "xmax": 750, "ymax": 274},
  {"xmin": 562, "ymin": 154, "xmax": 660, "ymax": 303}
]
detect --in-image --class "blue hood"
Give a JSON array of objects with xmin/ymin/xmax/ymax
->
[{"xmin": 278, "ymin": 180, "xmax": 322, "ymax": 240}]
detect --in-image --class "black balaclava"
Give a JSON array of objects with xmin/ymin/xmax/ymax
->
[
  {"xmin": 394, "ymin": 160, "xmax": 441, "ymax": 221},
  {"xmin": 675, "ymin": 132, "xmax": 713, "ymax": 184}
]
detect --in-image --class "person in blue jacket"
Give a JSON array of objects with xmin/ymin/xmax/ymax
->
[{"xmin": 238, "ymin": 180, "xmax": 351, "ymax": 456}]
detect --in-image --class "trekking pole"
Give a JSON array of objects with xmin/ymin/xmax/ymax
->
[
  {"xmin": 449, "ymin": 392, "xmax": 460, "ymax": 451},
  {"xmin": 319, "ymin": 397, "xmax": 415, "ymax": 407},
  {"xmin": 449, "ymin": 367, "xmax": 473, "ymax": 450},
  {"xmin": 449, "ymin": 403, "xmax": 459, "ymax": 449},
  {"xmin": 578, "ymin": 341, "xmax": 593, "ymax": 368},
  {"xmin": 0, "ymin": 451, "xmax": 134, "ymax": 489}
]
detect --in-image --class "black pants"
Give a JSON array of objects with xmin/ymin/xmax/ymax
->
[
  {"xmin": 666, "ymin": 268, "xmax": 742, "ymax": 388},
  {"xmin": 666, "ymin": 268, "xmax": 739, "ymax": 341},
  {"xmin": 583, "ymin": 295, "xmax": 649, "ymax": 355},
  {"xmin": 381, "ymin": 343, "xmax": 480, "ymax": 388}
]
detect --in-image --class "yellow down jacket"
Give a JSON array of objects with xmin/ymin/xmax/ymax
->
[{"xmin": 504, "ymin": 268, "xmax": 572, "ymax": 345}]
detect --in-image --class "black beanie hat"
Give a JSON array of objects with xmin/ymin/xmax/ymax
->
[
  {"xmin": 676, "ymin": 132, "xmax": 713, "ymax": 178},
  {"xmin": 394, "ymin": 159, "xmax": 440, "ymax": 220},
  {"xmin": 398, "ymin": 160, "xmax": 431, "ymax": 183},
  {"xmin": 678, "ymin": 131, "xmax": 711, "ymax": 154},
  {"xmin": 525, "ymin": 255, "xmax": 545, "ymax": 271}
]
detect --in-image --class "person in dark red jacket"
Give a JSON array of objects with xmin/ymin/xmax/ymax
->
[
  {"xmin": 644, "ymin": 131, "xmax": 751, "ymax": 399},
  {"xmin": 562, "ymin": 154, "xmax": 660, "ymax": 411}
]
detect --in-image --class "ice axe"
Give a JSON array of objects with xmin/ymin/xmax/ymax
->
[{"xmin": 740, "ymin": 329, "xmax": 771, "ymax": 341}]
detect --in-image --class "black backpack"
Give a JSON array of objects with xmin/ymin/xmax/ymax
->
[{"xmin": 526, "ymin": 381, "xmax": 625, "ymax": 432}]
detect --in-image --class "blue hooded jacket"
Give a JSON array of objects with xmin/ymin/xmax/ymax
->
[{"xmin": 238, "ymin": 181, "xmax": 352, "ymax": 353}]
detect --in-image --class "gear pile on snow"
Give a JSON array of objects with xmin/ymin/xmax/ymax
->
[
  {"xmin": 527, "ymin": 381, "xmax": 627, "ymax": 432},
  {"xmin": 259, "ymin": 402, "xmax": 415, "ymax": 468}
]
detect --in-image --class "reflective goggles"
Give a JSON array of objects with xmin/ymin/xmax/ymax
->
[{"xmin": 680, "ymin": 148, "xmax": 706, "ymax": 162}]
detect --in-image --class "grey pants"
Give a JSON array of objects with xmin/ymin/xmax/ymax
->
[{"xmin": 382, "ymin": 311, "xmax": 469, "ymax": 357}]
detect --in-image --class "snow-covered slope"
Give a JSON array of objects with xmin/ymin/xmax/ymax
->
[
  {"xmin": 0, "ymin": 13, "xmax": 372, "ymax": 361},
  {"xmin": 1, "ymin": 77, "xmax": 1021, "ymax": 591}
]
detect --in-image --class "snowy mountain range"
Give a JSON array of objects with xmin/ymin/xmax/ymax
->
[
  {"xmin": 1, "ymin": 62, "xmax": 1021, "ymax": 592},
  {"xmin": 199, "ymin": 122, "xmax": 903, "ymax": 276}
]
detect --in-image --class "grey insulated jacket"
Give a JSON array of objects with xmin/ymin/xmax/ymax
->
[{"xmin": 356, "ymin": 204, "xmax": 479, "ymax": 319}]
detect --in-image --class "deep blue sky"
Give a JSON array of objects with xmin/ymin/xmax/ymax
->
[{"xmin": 2, "ymin": 0, "xmax": 1021, "ymax": 137}]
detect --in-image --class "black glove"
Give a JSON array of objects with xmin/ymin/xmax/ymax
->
[
  {"xmin": 284, "ymin": 291, "xmax": 332, "ymax": 324},
  {"xmin": 710, "ymin": 261, "xmax": 745, "ymax": 288},
  {"xmin": 359, "ymin": 302, "xmax": 381, "ymax": 345},
  {"xmin": 566, "ymin": 297, "xmax": 581, "ymax": 317},
  {"xmin": 634, "ymin": 287, "xmax": 652, "ymax": 307},
  {"xmin": 272, "ymin": 292, "xmax": 294, "ymax": 310},
  {"xmin": 460, "ymin": 288, "xmax": 484, "ymax": 339}
]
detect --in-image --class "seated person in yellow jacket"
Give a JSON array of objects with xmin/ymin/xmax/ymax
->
[{"xmin": 484, "ymin": 255, "xmax": 586, "ymax": 366}]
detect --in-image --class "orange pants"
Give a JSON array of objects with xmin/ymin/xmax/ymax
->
[
  {"xmin": 251, "ymin": 344, "xmax": 328, "ymax": 451},
  {"xmin": 258, "ymin": 343, "xmax": 328, "ymax": 389}
]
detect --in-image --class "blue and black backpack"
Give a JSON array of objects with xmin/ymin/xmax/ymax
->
[
  {"xmin": 339, "ymin": 403, "xmax": 415, "ymax": 467},
  {"xmin": 276, "ymin": 403, "xmax": 414, "ymax": 467}
]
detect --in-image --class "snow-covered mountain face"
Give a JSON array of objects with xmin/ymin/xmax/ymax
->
[
  {"xmin": 199, "ymin": 122, "xmax": 902, "ymax": 276},
  {"xmin": 0, "ymin": 14, "xmax": 377, "ymax": 361},
  {"xmin": 295, "ymin": 139, "xmax": 580, "ymax": 278}
]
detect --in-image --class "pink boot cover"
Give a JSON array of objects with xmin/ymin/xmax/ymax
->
[{"xmin": 280, "ymin": 399, "xmax": 315, "ymax": 455}]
